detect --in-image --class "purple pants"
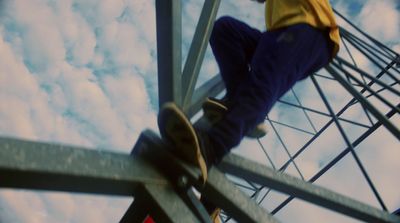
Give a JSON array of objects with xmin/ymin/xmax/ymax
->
[{"xmin": 207, "ymin": 16, "xmax": 333, "ymax": 159}]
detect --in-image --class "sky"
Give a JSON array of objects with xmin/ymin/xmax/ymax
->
[{"xmin": 0, "ymin": 0, "xmax": 399, "ymax": 222}]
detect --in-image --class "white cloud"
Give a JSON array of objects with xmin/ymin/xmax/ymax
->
[
  {"xmin": 9, "ymin": 0, "xmax": 66, "ymax": 72},
  {"xmin": 358, "ymin": 0, "xmax": 399, "ymax": 43},
  {"xmin": 103, "ymin": 22, "xmax": 151, "ymax": 70},
  {"xmin": 356, "ymin": 124, "xmax": 400, "ymax": 211},
  {"xmin": 1, "ymin": 190, "xmax": 48, "ymax": 223},
  {"xmin": 394, "ymin": 44, "xmax": 400, "ymax": 53},
  {"xmin": 1, "ymin": 0, "xmax": 158, "ymax": 147},
  {"xmin": 332, "ymin": 0, "xmax": 400, "ymax": 54},
  {"xmin": 275, "ymin": 197, "xmax": 362, "ymax": 223},
  {"xmin": 0, "ymin": 32, "xmax": 91, "ymax": 146},
  {"xmin": 1, "ymin": 0, "xmax": 158, "ymax": 222},
  {"xmin": 103, "ymin": 72, "xmax": 157, "ymax": 130},
  {"xmin": 0, "ymin": 190, "xmax": 132, "ymax": 223}
]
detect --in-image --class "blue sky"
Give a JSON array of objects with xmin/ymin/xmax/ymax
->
[{"xmin": 0, "ymin": 0, "xmax": 399, "ymax": 222}]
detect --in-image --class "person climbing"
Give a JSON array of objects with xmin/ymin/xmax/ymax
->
[{"xmin": 158, "ymin": 0, "xmax": 340, "ymax": 222}]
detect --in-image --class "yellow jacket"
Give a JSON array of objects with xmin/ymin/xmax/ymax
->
[{"xmin": 265, "ymin": 0, "xmax": 340, "ymax": 57}]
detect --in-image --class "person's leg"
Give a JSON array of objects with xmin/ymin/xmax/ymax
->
[
  {"xmin": 208, "ymin": 24, "xmax": 333, "ymax": 158},
  {"xmin": 199, "ymin": 18, "xmax": 263, "ymax": 219},
  {"xmin": 209, "ymin": 16, "xmax": 261, "ymax": 100}
]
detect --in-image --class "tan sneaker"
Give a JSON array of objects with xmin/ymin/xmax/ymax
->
[
  {"xmin": 200, "ymin": 196, "xmax": 222, "ymax": 223},
  {"xmin": 158, "ymin": 102, "xmax": 208, "ymax": 183},
  {"xmin": 246, "ymin": 122, "xmax": 268, "ymax": 138},
  {"xmin": 202, "ymin": 97, "xmax": 228, "ymax": 124},
  {"xmin": 202, "ymin": 97, "xmax": 268, "ymax": 138},
  {"xmin": 210, "ymin": 208, "xmax": 222, "ymax": 223}
]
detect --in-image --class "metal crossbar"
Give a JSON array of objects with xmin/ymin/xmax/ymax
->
[{"xmin": 1, "ymin": 131, "xmax": 399, "ymax": 222}]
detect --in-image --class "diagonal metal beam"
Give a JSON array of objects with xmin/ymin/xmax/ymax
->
[
  {"xmin": 311, "ymin": 74, "xmax": 387, "ymax": 210},
  {"xmin": 129, "ymin": 131, "xmax": 212, "ymax": 223},
  {"xmin": 120, "ymin": 197, "xmax": 150, "ymax": 223},
  {"xmin": 334, "ymin": 9, "xmax": 399, "ymax": 57},
  {"xmin": 276, "ymin": 99, "xmax": 372, "ymax": 129},
  {"xmin": 326, "ymin": 64, "xmax": 400, "ymax": 140},
  {"xmin": 182, "ymin": 0, "xmax": 221, "ymax": 111},
  {"xmin": 271, "ymin": 106, "xmax": 398, "ymax": 216},
  {"xmin": 135, "ymin": 130, "xmax": 279, "ymax": 223},
  {"xmin": 203, "ymin": 168, "xmax": 280, "ymax": 223},
  {"xmin": 0, "ymin": 137, "xmax": 167, "ymax": 195},
  {"xmin": 219, "ymin": 154, "xmax": 400, "ymax": 223},
  {"xmin": 187, "ymin": 74, "xmax": 224, "ymax": 118},
  {"xmin": 179, "ymin": 189, "xmax": 213, "ymax": 223},
  {"xmin": 141, "ymin": 183, "xmax": 202, "ymax": 223},
  {"xmin": 334, "ymin": 57, "xmax": 400, "ymax": 97},
  {"xmin": 156, "ymin": 0, "xmax": 182, "ymax": 107}
]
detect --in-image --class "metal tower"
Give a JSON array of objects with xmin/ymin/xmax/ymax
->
[{"xmin": 1, "ymin": 1, "xmax": 399, "ymax": 222}]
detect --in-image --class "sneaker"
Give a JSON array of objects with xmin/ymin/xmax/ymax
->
[
  {"xmin": 202, "ymin": 97, "xmax": 229, "ymax": 124},
  {"xmin": 200, "ymin": 195, "xmax": 222, "ymax": 223},
  {"xmin": 202, "ymin": 97, "xmax": 268, "ymax": 138},
  {"xmin": 210, "ymin": 208, "xmax": 222, "ymax": 223},
  {"xmin": 246, "ymin": 122, "xmax": 268, "ymax": 138},
  {"xmin": 158, "ymin": 102, "xmax": 208, "ymax": 183}
]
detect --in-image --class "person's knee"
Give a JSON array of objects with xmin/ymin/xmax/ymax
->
[
  {"xmin": 215, "ymin": 16, "xmax": 237, "ymax": 27},
  {"xmin": 210, "ymin": 16, "xmax": 237, "ymax": 42}
]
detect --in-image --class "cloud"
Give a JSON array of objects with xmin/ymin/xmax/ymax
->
[
  {"xmin": 358, "ymin": 0, "xmax": 400, "ymax": 43},
  {"xmin": 275, "ymin": 197, "xmax": 362, "ymax": 223},
  {"xmin": 0, "ymin": 29, "xmax": 91, "ymax": 146},
  {"xmin": 1, "ymin": 0, "xmax": 158, "ymax": 147},
  {"xmin": 1, "ymin": 190, "xmax": 47, "ymax": 223},
  {"xmin": 1, "ymin": 0, "xmax": 158, "ymax": 222},
  {"xmin": 7, "ymin": 0, "xmax": 66, "ymax": 73},
  {"xmin": 0, "ymin": 190, "xmax": 132, "ymax": 223},
  {"xmin": 332, "ymin": 0, "xmax": 400, "ymax": 52}
]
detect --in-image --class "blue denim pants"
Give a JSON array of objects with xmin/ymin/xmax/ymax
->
[{"xmin": 207, "ymin": 16, "xmax": 333, "ymax": 159}]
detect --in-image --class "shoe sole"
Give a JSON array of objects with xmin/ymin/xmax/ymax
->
[
  {"xmin": 158, "ymin": 102, "xmax": 208, "ymax": 183},
  {"xmin": 203, "ymin": 99, "xmax": 268, "ymax": 138},
  {"xmin": 210, "ymin": 208, "xmax": 222, "ymax": 223}
]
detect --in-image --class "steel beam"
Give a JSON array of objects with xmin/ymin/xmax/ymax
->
[
  {"xmin": 311, "ymin": 74, "xmax": 387, "ymax": 210},
  {"xmin": 132, "ymin": 130, "xmax": 213, "ymax": 222},
  {"xmin": 334, "ymin": 57, "xmax": 400, "ymax": 97},
  {"xmin": 203, "ymin": 168, "xmax": 280, "ymax": 223},
  {"xmin": 179, "ymin": 189, "xmax": 213, "ymax": 223},
  {"xmin": 156, "ymin": 0, "xmax": 182, "ymax": 107},
  {"xmin": 334, "ymin": 9, "xmax": 399, "ymax": 57},
  {"xmin": 135, "ymin": 130, "xmax": 278, "ymax": 223},
  {"xmin": 187, "ymin": 74, "xmax": 224, "ymax": 118},
  {"xmin": 141, "ymin": 184, "xmax": 202, "ymax": 223},
  {"xmin": 219, "ymin": 154, "xmax": 400, "ymax": 223},
  {"xmin": 182, "ymin": 0, "xmax": 221, "ymax": 110},
  {"xmin": 326, "ymin": 64, "xmax": 400, "ymax": 140},
  {"xmin": 120, "ymin": 197, "xmax": 150, "ymax": 223},
  {"xmin": 271, "ymin": 106, "xmax": 398, "ymax": 215},
  {"xmin": 0, "ymin": 137, "xmax": 167, "ymax": 195}
]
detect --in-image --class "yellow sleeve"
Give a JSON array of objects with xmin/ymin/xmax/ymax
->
[{"xmin": 265, "ymin": 0, "xmax": 340, "ymax": 57}]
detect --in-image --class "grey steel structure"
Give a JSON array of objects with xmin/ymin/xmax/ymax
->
[{"xmin": 1, "ymin": 1, "xmax": 399, "ymax": 222}]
